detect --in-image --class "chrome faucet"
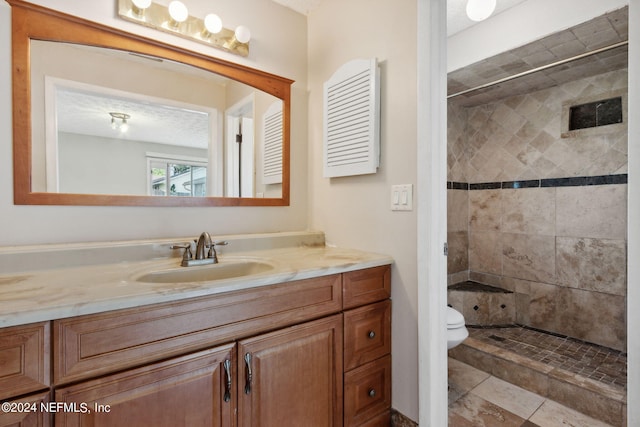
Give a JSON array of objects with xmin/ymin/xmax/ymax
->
[{"xmin": 171, "ymin": 232, "xmax": 228, "ymax": 267}]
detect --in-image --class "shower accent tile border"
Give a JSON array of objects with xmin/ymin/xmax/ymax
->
[
  {"xmin": 447, "ymin": 181, "xmax": 469, "ymax": 190},
  {"xmin": 447, "ymin": 173, "xmax": 628, "ymax": 191}
]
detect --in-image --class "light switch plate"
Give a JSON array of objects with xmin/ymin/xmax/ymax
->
[{"xmin": 391, "ymin": 184, "xmax": 413, "ymax": 211}]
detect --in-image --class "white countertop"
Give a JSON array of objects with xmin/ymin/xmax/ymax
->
[{"xmin": 0, "ymin": 232, "xmax": 393, "ymax": 328}]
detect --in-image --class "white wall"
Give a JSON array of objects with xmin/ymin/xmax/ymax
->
[
  {"xmin": 0, "ymin": 0, "xmax": 308, "ymax": 245},
  {"xmin": 307, "ymin": 0, "xmax": 420, "ymax": 420}
]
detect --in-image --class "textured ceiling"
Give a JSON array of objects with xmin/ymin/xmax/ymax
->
[
  {"xmin": 54, "ymin": 45, "xmax": 230, "ymax": 149},
  {"xmin": 57, "ymin": 88, "xmax": 211, "ymax": 149},
  {"xmin": 448, "ymin": 6, "xmax": 628, "ymax": 107}
]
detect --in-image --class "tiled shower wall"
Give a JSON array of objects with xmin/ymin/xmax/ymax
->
[{"xmin": 447, "ymin": 69, "xmax": 628, "ymax": 351}]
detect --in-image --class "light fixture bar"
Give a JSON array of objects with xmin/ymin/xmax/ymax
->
[{"xmin": 117, "ymin": 0, "xmax": 250, "ymax": 57}]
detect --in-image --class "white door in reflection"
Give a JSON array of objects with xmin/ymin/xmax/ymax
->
[{"xmin": 225, "ymin": 95, "xmax": 255, "ymax": 198}]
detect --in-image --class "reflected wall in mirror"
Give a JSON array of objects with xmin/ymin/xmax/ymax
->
[{"xmin": 10, "ymin": 0, "xmax": 292, "ymax": 206}]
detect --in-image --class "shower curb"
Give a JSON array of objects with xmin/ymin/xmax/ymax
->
[{"xmin": 449, "ymin": 336, "xmax": 627, "ymax": 426}]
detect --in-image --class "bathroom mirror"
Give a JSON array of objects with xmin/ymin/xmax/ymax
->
[{"xmin": 9, "ymin": 0, "xmax": 292, "ymax": 206}]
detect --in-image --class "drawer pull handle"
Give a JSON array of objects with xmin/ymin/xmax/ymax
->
[
  {"xmin": 367, "ymin": 330, "xmax": 376, "ymax": 339},
  {"xmin": 368, "ymin": 388, "xmax": 376, "ymax": 398},
  {"xmin": 223, "ymin": 359, "xmax": 232, "ymax": 402},
  {"xmin": 244, "ymin": 353, "xmax": 253, "ymax": 394}
]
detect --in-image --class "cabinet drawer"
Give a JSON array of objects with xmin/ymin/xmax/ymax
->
[
  {"xmin": 344, "ymin": 300, "xmax": 391, "ymax": 371},
  {"xmin": 343, "ymin": 265, "xmax": 391, "ymax": 309},
  {"xmin": 344, "ymin": 355, "xmax": 391, "ymax": 427},
  {"xmin": 0, "ymin": 322, "xmax": 50, "ymax": 400},
  {"xmin": 54, "ymin": 274, "xmax": 341, "ymax": 384}
]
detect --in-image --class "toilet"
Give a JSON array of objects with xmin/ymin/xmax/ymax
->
[{"xmin": 447, "ymin": 306, "xmax": 468, "ymax": 349}]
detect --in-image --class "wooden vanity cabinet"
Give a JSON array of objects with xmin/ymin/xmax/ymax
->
[
  {"xmin": 52, "ymin": 274, "xmax": 342, "ymax": 385},
  {"xmin": 0, "ymin": 264, "xmax": 391, "ymax": 427},
  {"xmin": 54, "ymin": 315, "xmax": 343, "ymax": 427}
]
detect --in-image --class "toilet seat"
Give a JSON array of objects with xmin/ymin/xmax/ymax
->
[{"xmin": 447, "ymin": 306, "xmax": 465, "ymax": 329}]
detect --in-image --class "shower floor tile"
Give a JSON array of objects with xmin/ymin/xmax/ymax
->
[{"xmin": 467, "ymin": 326, "xmax": 627, "ymax": 389}]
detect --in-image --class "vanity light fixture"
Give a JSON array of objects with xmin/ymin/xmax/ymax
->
[
  {"xmin": 466, "ymin": 0, "xmax": 496, "ymax": 22},
  {"xmin": 117, "ymin": 0, "xmax": 251, "ymax": 57},
  {"xmin": 109, "ymin": 112, "xmax": 130, "ymax": 133}
]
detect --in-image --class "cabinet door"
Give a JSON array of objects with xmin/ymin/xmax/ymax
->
[
  {"xmin": 238, "ymin": 315, "xmax": 343, "ymax": 427},
  {"xmin": 0, "ymin": 391, "xmax": 50, "ymax": 427},
  {"xmin": 55, "ymin": 344, "xmax": 236, "ymax": 427},
  {"xmin": 0, "ymin": 322, "xmax": 49, "ymax": 400}
]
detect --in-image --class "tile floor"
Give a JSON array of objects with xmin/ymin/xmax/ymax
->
[
  {"xmin": 467, "ymin": 326, "xmax": 627, "ymax": 389},
  {"xmin": 448, "ymin": 357, "xmax": 616, "ymax": 426}
]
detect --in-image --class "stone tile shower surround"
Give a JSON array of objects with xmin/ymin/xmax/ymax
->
[
  {"xmin": 448, "ymin": 68, "xmax": 628, "ymax": 184},
  {"xmin": 446, "ymin": 69, "xmax": 628, "ymax": 352}
]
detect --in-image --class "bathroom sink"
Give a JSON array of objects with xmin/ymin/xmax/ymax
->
[{"xmin": 135, "ymin": 259, "xmax": 274, "ymax": 284}]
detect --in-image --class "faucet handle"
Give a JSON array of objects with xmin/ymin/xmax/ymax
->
[
  {"xmin": 207, "ymin": 241, "xmax": 229, "ymax": 262},
  {"xmin": 170, "ymin": 242, "xmax": 193, "ymax": 265}
]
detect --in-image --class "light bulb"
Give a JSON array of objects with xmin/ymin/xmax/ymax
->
[
  {"xmin": 234, "ymin": 25, "xmax": 251, "ymax": 44},
  {"xmin": 132, "ymin": 0, "xmax": 151, "ymax": 9},
  {"xmin": 168, "ymin": 1, "xmax": 188, "ymax": 23},
  {"xmin": 120, "ymin": 119, "xmax": 129, "ymax": 133},
  {"xmin": 466, "ymin": 0, "xmax": 496, "ymax": 22},
  {"xmin": 131, "ymin": 0, "xmax": 151, "ymax": 18},
  {"xmin": 204, "ymin": 14, "xmax": 222, "ymax": 34}
]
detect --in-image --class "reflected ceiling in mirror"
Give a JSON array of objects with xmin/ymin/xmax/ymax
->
[{"xmin": 9, "ymin": 0, "xmax": 292, "ymax": 207}]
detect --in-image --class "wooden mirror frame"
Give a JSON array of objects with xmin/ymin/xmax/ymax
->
[{"xmin": 9, "ymin": 0, "xmax": 292, "ymax": 207}]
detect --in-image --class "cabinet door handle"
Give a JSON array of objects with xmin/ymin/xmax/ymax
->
[
  {"xmin": 368, "ymin": 388, "xmax": 376, "ymax": 398},
  {"xmin": 223, "ymin": 359, "xmax": 232, "ymax": 402},
  {"xmin": 367, "ymin": 330, "xmax": 376, "ymax": 339},
  {"xmin": 244, "ymin": 353, "xmax": 253, "ymax": 394}
]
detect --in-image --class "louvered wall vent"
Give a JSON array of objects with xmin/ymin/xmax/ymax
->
[
  {"xmin": 323, "ymin": 58, "xmax": 380, "ymax": 178},
  {"xmin": 263, "ymin": 100, "xmax": 283, "ymax": 184}
]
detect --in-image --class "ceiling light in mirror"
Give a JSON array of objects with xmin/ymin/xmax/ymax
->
[
  {"xmin": 109, "ymin": 112, "xmax": 131, "ymax": 133},
  {"xmin": 118, "ymin": 0, "xmax": 251, "ymax": 57}
]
